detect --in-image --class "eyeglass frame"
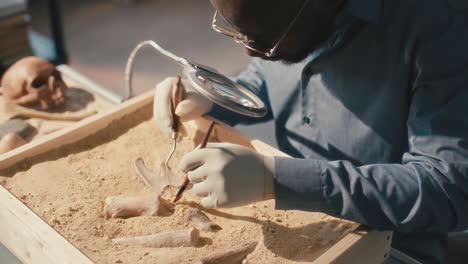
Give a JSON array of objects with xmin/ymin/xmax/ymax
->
[{"xmin": 211, "ymin": 0, "xmax": 312, "ymax": 58}]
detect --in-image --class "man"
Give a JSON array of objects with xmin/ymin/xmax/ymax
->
[{"xmin": 153, "ymin": 0, "xmax": 468, "ymax": 263}]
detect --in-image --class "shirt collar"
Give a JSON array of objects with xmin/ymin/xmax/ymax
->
[{"xmin": 345, "ymin": 0, "xmax": 383, "ymax": 24}]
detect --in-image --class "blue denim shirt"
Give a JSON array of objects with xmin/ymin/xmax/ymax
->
[{"xmin": 209, "ymin": 0, "xmax": 468, "ymax": 262}]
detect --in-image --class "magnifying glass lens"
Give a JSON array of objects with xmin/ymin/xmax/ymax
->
[
  {"xmin": 188, "ymin": 66, "xmax": 267, "ymax": 118},
  {"xmin": 197, "ymin": 74, "xmax": 256, "ymax": 108}
]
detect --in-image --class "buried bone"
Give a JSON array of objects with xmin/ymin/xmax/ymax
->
[
  {"xmin": 112, "ymin": 228, "xmax": 200, "ymax": 248},
  {"xmin": 0, "ymin": 119, "xmax": 35, "ymax": 154},
  {"xmin": 134, "ymin": 157, "xmax": 184, "ymax": 195},
  {"xmin": 104, "ymin": 194, "xmax": 162, "ymax": 218},
  {"xmin": 0, "ymin": 119, "xmax": 35, "ymax": 139},
  {"xmin": 187, "ymin": 209, "xmax": 219, "ymax": 232},
  {"xmin": 196, "ymin": 240, "xmax": 258, "ymax": 264},
  {"xmin": 0, "ymin": 133, "xmax": 27, "ymax": 155}
]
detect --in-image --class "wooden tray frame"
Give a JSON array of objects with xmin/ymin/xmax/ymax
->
[{"xmin": 0, "ymin": 91, "xmax": 392, "ymax": 263}]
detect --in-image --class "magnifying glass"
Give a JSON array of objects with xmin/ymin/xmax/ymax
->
[{"xmin": 125, "ymin": 40, "xmax": 267, "ymax": 118}]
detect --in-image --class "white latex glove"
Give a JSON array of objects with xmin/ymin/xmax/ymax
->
[
  {"xmin": 153, "ymin": 77, "xmax": 212, "ymax": 138},
  {"xmin": 179, "ymin": 142, "xmax": 275, "ymax": 208}
]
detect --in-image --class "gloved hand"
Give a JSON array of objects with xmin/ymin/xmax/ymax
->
[
  {"xmin": 179, "ymin": 142, "xmax": 276, "ymax": 208},
  {"xmin": 153, "ymin": 77, "xmax": 212, "ymax": 138}
]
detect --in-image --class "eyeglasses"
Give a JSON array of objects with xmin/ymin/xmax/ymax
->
[{"xmin": 212, "ymin": 0, "xmax": 312, "ymax": 58}]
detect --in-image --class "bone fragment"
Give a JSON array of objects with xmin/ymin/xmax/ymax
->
[
  {"xmin": 187, "ymin": 209, "xmax": 219, "ymax": 232},
  {"xmin": 196, "ymin": 241, "xmax": 258, "ymax": 264},
  {"xmin": 104, "ymin": 194, "xmax": 160, "ymax": 218},
  {"xmin": 134, "ymin": 157, "xmax": 184, "ymax": 195},
  {"xmin": 0, "ymin": 133, "xmax": 27, "ymax": 154},
  {"xmin": 2, "ymin": 100, "xmax": 96, "ymax": 122},
  {"xmin": 112, "ymin": 228, "xmax": 200, "ymax": 248}
]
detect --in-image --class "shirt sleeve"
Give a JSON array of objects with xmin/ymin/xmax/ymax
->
[
  {"xmin": 207, "ymin": 58, "xmax": 274, "ymax": 126},
  {"xmin": 274, "ymin": 10, "xmax": 468, "ymax": 233}
]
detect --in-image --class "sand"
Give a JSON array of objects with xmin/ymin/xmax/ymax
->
[{"xmin": 0, "ymin": 105, "xmax": 358, "ymax": 264}]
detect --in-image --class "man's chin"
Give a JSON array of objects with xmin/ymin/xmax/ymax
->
[
  {"xmin": 245, "ymin": 48, "xmax": 309, "ymax": 64},
  {"xmin": 259, "ymin": 55, "xmax": 281, "ymax": 62},
  {"xmin": 260, "ymin": 52, "xmax": 309, "ymax": 64}
]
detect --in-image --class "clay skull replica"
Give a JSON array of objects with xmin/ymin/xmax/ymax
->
[{"xmin": 1, "ymin": 56, "xmax": 67, "ymax": 109}]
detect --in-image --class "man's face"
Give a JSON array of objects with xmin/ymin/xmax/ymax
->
[{"xmin": 210, "ymin": 0, "xmax": 340, "ymax": 64}]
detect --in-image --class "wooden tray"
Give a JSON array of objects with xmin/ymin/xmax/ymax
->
[{"xmin": 0, "ymin": 91, "xmax": 392, "ymax": 263}]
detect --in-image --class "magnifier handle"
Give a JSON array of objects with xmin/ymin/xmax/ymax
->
[{"xmin": 171, "ymin": 76, "xmax": 183, "ymax": 133}]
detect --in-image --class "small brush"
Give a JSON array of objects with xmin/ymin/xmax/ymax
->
[{"xmin": 173, "ymin": 120, "xmax": 216, "ymax": 203}]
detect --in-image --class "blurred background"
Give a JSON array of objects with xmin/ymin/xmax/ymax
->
[
  {"xmin": 28, "ymin": 0, "xmax": 252, "ymax": 97},
  {"xmin": 0, "ymin": 0, "xmax": 277, "ymax": 145}
]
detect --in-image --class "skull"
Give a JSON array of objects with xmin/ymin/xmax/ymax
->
[{"xmin": 1, "ymin": 56, "xmax": 67, "ymax": 109}]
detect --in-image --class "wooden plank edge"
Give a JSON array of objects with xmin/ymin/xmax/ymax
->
[
  {"xmin": 313, "ymin": 227, "xmax": 392, "ymax": 264},
  {"xmin": 0, "ymin": 185, "xmax": 94, "ymax": 264},
  {"xmin": 0, "ymin": 89, "xmax": 154, "ymax": 170}
]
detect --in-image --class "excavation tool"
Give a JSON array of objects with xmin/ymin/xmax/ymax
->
[
  {"xmin": 134, "ymin": 76, "xmax": 183, "ymax": 194},
  {"xmin": 166, "ymin": 75, "xmax": 183, "ymax": 169}
]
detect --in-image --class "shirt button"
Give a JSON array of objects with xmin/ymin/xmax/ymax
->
[{"xmin": 302, "ymin": 116, "xmax": 311, "ymax": 125}]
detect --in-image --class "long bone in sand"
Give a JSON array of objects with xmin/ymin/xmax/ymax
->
[
  {"xmin": 104, "ymin": 194, "xmax": 162, "ymax": 218},
  {"xmin": 112, "ymin": 228, "xmax": 200, "ymax": 248},
  {"xmin": 196, "ymin": 240, "xmax": 258, "ymax": 264}
]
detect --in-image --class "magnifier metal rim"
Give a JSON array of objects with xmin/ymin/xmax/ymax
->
[{"xmin": 187, "ymin": 68, "xmax": 267, "ymax": 118}]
